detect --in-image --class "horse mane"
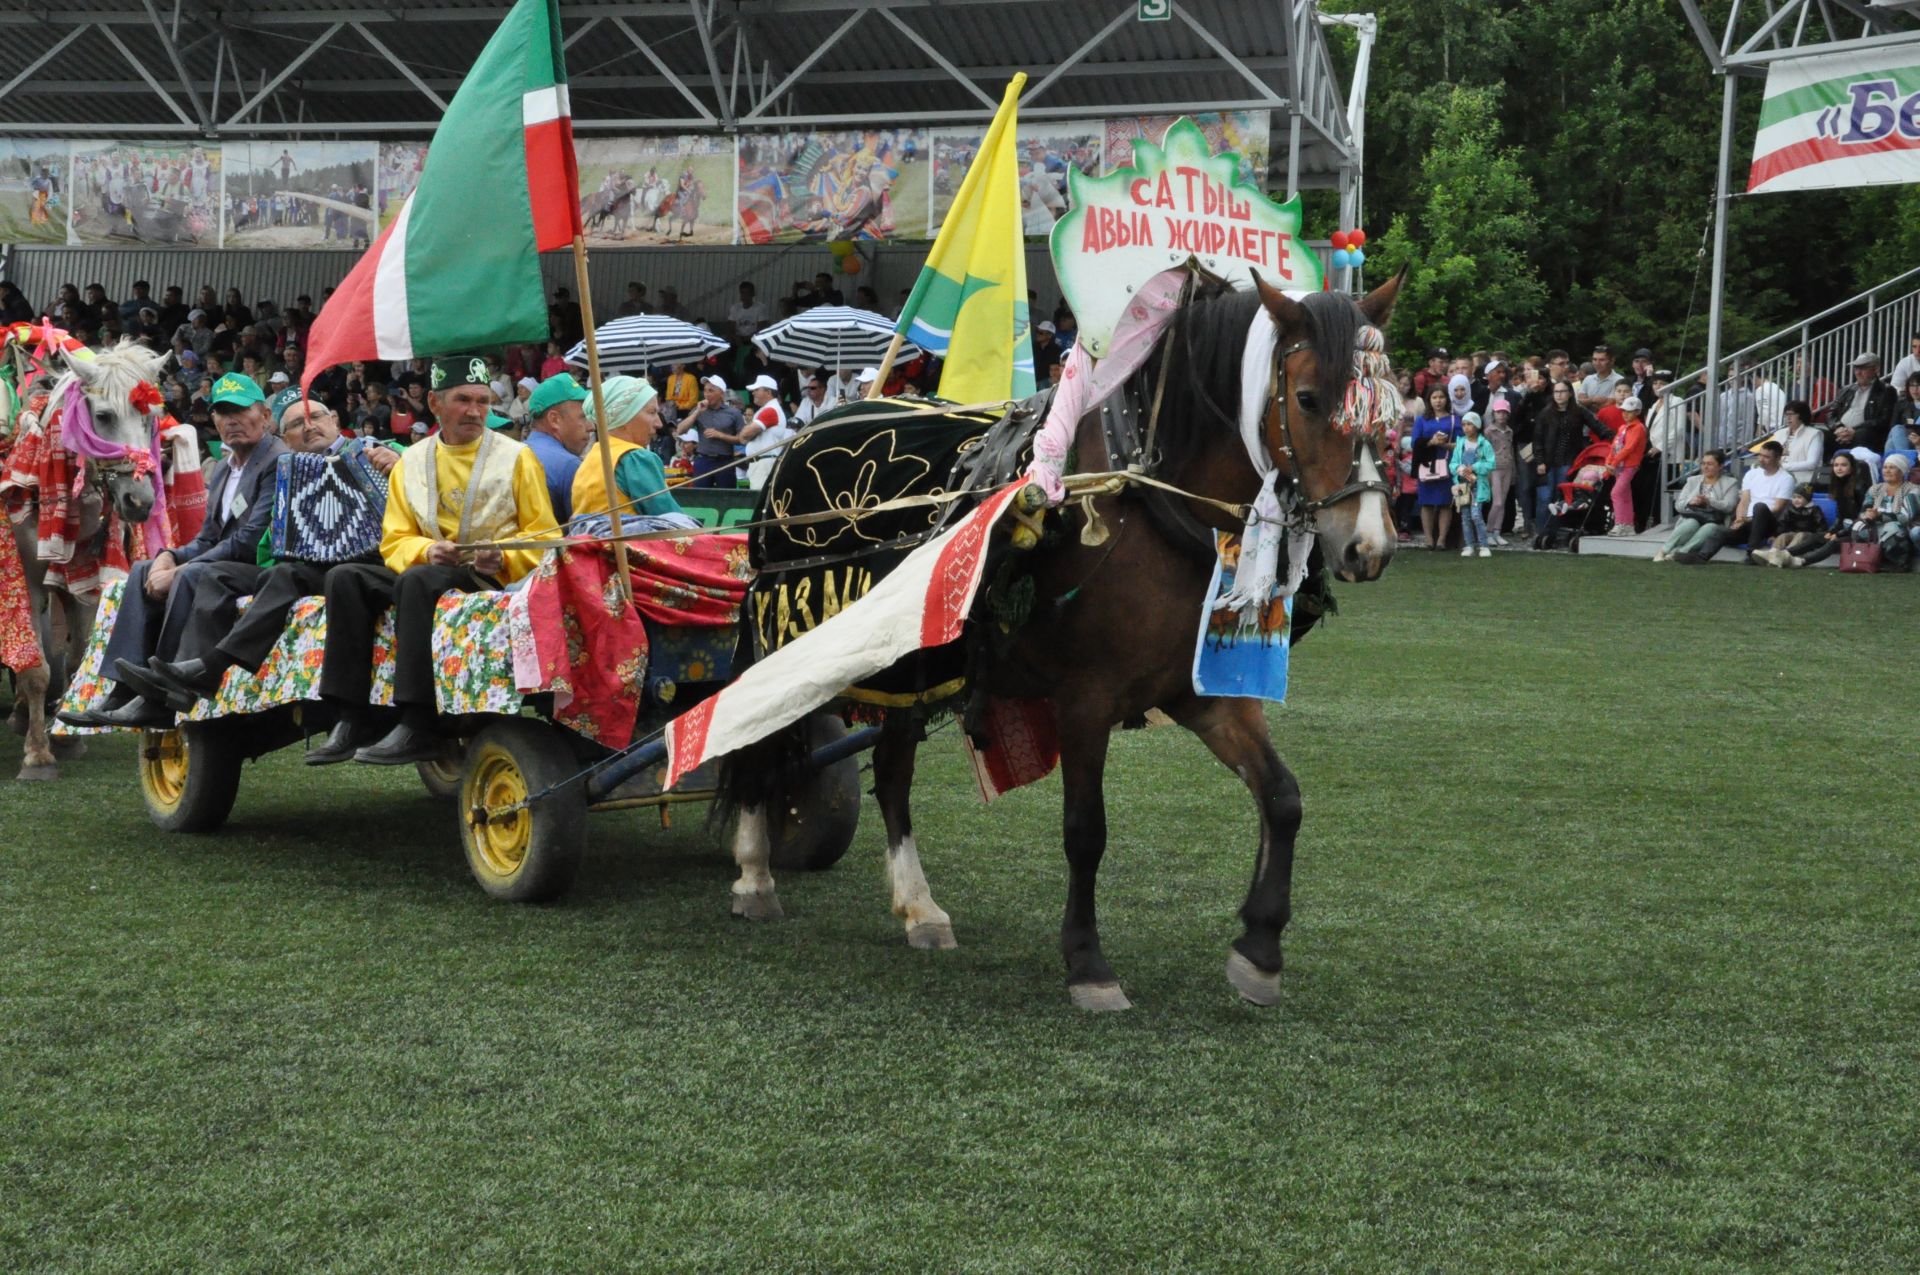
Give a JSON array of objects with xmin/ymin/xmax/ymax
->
[
  {"xmin": 1143, "ymin": 283, "xmax": 1364, "ymax": 476},
  {"xmin": 73, "ymin": 339, "xmax": 167, "ymax": 402}
]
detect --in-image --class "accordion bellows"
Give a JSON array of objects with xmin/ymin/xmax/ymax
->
[{"xmin": 269, "ymin": 445, "xmax": 390, "ymax": 564}]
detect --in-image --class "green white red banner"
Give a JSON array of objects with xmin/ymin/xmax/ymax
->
[{"xmin": 1750, "ymin": 44, "xmax": 1920, "ymax": 194}]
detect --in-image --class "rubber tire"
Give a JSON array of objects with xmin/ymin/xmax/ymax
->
[
  {"xmin": 140, "ymin": 721, "xmax": 244, "ymax": 834},
  {"xmin": 416, "ymin": 753, "xmax": 464, "ymax": 799},
  {"xmin": 1568, "ymin": 534, "xmax": 1581, "ymax": 553},
  {"xmin": 767, "ymin": 712, "xmax": 863, "ymax": 872},
  {"xmin": 458, "ymin": 718, "xmax": 587, "ymax": 903}
]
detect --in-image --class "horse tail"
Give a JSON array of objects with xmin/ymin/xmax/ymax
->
[{"xmin": 706, "ymin": 618, "xmax": 812, "ymax": 833}]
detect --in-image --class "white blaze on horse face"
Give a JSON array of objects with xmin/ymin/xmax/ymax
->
[{"xmin": 1353, "ymin": 442, "xmax": 1395, "ymax": 555}]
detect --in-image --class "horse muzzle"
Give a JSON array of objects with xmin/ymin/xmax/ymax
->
[
  {"xmin": 105, "ymin": 471, "xmax": 155, "ymax": 524},
  {"xmin": 1331, "ymin": 530, "xmax": 1394, "ymax": 583}
]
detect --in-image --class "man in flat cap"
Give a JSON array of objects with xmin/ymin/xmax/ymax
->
[
  {"xmin": 70, "ymin": 373, "xmax": 285, "ymax": 728},
  {"xmin": 306, "ymin": 355, "xmax": 558, "ymax": 765}
]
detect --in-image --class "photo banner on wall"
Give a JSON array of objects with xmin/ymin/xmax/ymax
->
[
  {"xmin": 0, "ymin": 141, "xmax": 69, "ymax": 246},
  {"xmin": 222, "ymin": 142, "xmax": 375, "ymax": 250},
  {"xmin": 377, "ymin": 142, "xmax": 429, "ymax": 233},
  {"xmin": 1748, "ymin": 45, "xmax": 1920, "ymax": 194},
  {"xmin": 736, "ymin": 127, "xmax": 931, "ymax": 243},
  {"xmin": 931, "ymin": 120, "xmax": 1103, "ymax": 237},
  {"xmin": 67, "ymin": 141, "xmax": 220, "ymax": 247},
  {"xmin": 576, "ymin": 135, "xmax": 734, "ymax": 246},
  {"xmin": 1103, "ymin": 111, "xmax": 1271, "ymax": 189}
]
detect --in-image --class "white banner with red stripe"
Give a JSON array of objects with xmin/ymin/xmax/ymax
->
[
  {"xmin": 663, "ymin": 484, "xmax": 1024, "ymax": 790},
  {"xmin": 1750, "ymin": 45, "xmax": 1920, "ymax": 194}
]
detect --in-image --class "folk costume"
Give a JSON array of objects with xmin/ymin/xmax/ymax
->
[
  {"xmin": 570, "ymin": 375, "xmax": 694, "ymax": 533},
  {"xmin": 313, "ymin": 356, "xmax": 558, "ymax": 764}
]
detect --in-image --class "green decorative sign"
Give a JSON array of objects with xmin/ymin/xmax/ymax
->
[
  {"xmin": 1050, "ymin": 116, "xmax": 1322, "ymax": 357},
  {"xmin": 1138, "ymin": 0, "xmax": 1171, "ymax": 20}
]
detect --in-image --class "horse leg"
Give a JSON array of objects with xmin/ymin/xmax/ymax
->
[
  {"xmin": 728, "ymin": 804, "xmax": 783, "ymax": 921},
  {"xmin": 871, "ymin": 715, "xmax": 956, "ymax": 950},
  {"xmin": 16, "ymin": 661, "xmax": 56, "ymax": 781},
  {"xmin": 1166, "ymin": 695, "xmax": 1301, "ymax": 1007},
  {"xmin": 1059, "ymin": 719, "xmax": 1129, "ymax": 1011}
]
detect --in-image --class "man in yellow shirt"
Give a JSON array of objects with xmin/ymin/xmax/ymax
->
[{"xmin": 307, "ymin": 355, "xmax": 559, "ymax": 766}]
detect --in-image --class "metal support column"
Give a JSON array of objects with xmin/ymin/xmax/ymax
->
[{"xmin": 1701, "ymin": 72, "xmax": 1739, "ymax": 454}]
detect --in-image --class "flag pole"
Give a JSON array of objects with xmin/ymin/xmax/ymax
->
[
  {"xmin": 867, "ymin": 332, "xmax": 904, "ymax": 400},
  {"xmin": 571, "ymin": 234, "xmax": 633, "ymax": 602}
]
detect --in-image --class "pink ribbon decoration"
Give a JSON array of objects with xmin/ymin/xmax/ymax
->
[
  {"xmin": 58, "ymin": 376, "xmax": 170, "ymax": 558},
  {"xmin": 1022, "ymin": 266, "xmax": 1192, "ymax": 504}
]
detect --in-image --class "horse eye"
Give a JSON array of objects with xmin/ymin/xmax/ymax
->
[{"xmin": 1294, "ymin": 389, "xmax": 1320, "ymax": 414}]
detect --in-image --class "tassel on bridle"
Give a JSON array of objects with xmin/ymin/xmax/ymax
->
[{"xmin": 1333, "ymin": 324, "xmax": 1402, "ymax": 439}]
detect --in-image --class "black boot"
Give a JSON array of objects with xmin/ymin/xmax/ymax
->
[
  {"xmin": 145, "ymin": 655, "xmax": 228, "ymax": 704},
  {"xmin": 353, "ymin": 713, "xmax": 449, "ymax": 766},
  {"xmin": 56, "ymin": 682, "xmax": 135, "ymax": 728},
  {"xmin": 305, "ymin": 715, "xmax": 382, "ymax": 766},
  {"xmin": 92, "ymin": 694, "xmax": 177, "ymax": 729}
]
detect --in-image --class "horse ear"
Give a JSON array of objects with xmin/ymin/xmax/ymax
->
[
  {"xmin": 1357, "ymin": 266, "xmax": 1408, "ymax": 330},
  {"xmin": 1250, "ymin": 269, "xmax": 1304, "ymax": 330}
]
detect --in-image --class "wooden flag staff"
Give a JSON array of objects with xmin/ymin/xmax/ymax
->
[{"xmin": 570, "ymin": 234, "xmax": 633, "ymax": 602}]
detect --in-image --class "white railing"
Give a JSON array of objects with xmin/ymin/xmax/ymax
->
[{"xmin": 1651, "ymin": 264, "xmax": 1920, "ymax": 520}]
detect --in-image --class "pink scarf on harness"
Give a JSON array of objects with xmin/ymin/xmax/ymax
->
[{"xmin": 56, "ymin": 376, "xmax": 170, "ymax": 559}]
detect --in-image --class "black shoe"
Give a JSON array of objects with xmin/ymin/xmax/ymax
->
[
  {"xmin": 114, "ymin": 658, "xmax": 198, "ymax": 714},
  {"xmin": 305, "ymin": 718, "xmax": 381, "ymax": 766},
  {"xmin": 56, "ymin": 684, "xmax": 135, "ymax": 728},
  {"xmin": 1673, "ymin": 551, "xmax": 1704, "ymax": 565},
  {"xmin": 353, "ymin": 722, "xmax": 449, "ymax": 766},
  {"xmin": 92, "ymin": 695, "xmax": 177, "ymax": 729},
  {"xmin": 145, "ymin": 656, "xmax": 224, "ymax": 704}
]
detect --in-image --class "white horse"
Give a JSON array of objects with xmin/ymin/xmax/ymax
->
[{"xmin": 3, "ymin": 337, "xmax": 170, "ymax": 780}]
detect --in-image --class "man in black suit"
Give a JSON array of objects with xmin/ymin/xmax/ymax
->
[{"xmin": 62, "ymin": 373, "xmax": 285, "ymax": 728}]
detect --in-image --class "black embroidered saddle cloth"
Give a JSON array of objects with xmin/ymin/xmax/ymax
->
[{"xmin": 744, "ymin": 393, "xmax": 1048, "ymax": 702}]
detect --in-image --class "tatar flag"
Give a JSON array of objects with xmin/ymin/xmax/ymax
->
[
  {"xmin": 896, "ymin": 75, "xmax": 1036, "ymax": 404},
  {"xmin": 303, "ymin": 0, "xmax": 580, "ymax": 389}
]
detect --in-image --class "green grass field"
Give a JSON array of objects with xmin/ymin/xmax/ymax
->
[{"xmin": 4, "ymin": 553, "xmax": 1916, "ymax": 1271}]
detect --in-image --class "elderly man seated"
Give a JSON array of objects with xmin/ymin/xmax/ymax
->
[
  {"xmin": 65, "ymin": 373, "xmax": 286, "ymax": 728},
  {"xmin": 122, "ymin": 387, "xmax": 401, "ymax": 709},
  {"xmin": 307, "ymin": 356, "xmax": 558, "ymax": 766},
  {"xmin": 522, "ymin": 372, "xmax": 591, "ymax": 523}
]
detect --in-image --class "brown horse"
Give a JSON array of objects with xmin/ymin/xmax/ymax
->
[{"xmin": 720, "ymin": 271, "xmax": 1403, "ymax": 1009}]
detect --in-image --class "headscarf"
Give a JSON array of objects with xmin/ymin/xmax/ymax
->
[
  {"xmin": 586, "ymin": 374, "xmax": 658, "ymax": 432},
  {"xmin": 1447, "ymin": 373, "xmax": 1473, "ymax": 415}
]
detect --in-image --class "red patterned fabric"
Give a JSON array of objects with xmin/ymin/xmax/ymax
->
[
  {"xmin": 161, "ymin": 418, "xmax": 205, "ymax": 547},
  {"xmin": 961, "ymin": 696, "xmax": 1060, "ymax": 801},
  {"xmin": 3, "ymin": 402, "xmax": 143, "ymax": 601},
  {"xmin": 0, "ymin": 515, "xmax": 40, "ymax": 673},
  {"xmin": 624, "ymin": 532, "xmax": 751, "ymax": 627}
]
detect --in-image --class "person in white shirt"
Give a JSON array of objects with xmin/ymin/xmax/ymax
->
[
  {"xmin": 1888, "ymin": 333, "xmax": 1920, "ymax": 395},
  {"xmin": 1729, "ymin": 439, "xmax": 1796, "ymax": 563},
  {"xmin": 1766, "ymin": 399, "xmax": 1825, "ymax": 485},
  {"xmin": 1750, "ymin": 367, "xmax": 1786, "ymax": 441},
  {"xmin": 792, "ymin": 374, "xmax": 829, "ymax": 427},
  {"xmin": 726, "ymin": 281, "xmax": 770, "ymax": 342},
  {"xmin": 822, "ymin": 367, "xmax": 859, "ymax": 407},
  {"xmin": 741, "ymin": 374, "xmax": 794, "ymax": 490}
]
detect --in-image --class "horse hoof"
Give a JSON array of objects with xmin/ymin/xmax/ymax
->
[
  {"xmin": 906, "ymin": 921, "xmax": 957, "ymax": 950},
  {"xmin": 1068, "ymin": 982, "xmax": 1132, "ymax": 1013},
  {"xmin": 1226, "ymin": 950, "xmax": 1281, "ymax": 1006},
  {"xmin": 16, "ymin": 764, "xmax": 58, "ymax": 782},
  {"xmin": 51, "ymin": 737, "xmax": 87, "ymax": 761},
  {"xmin": 730, "ymin": 891, "xmax": 784, "ymax": 922}
]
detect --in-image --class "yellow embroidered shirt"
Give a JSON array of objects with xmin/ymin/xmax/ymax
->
[{"xmin": 380, "ymin": 436, "xmax": 558, "ymax": 582}]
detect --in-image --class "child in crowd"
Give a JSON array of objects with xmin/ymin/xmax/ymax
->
[
  {"xmin": 1752, "ymin": 484, "xmax": 1828, "ymax": 566},
  {"xmin": 1482, "ymin": 397, "xmax": 1516, "ymax": 546},
  {"xmin": 1451, "ymin": 411, "xmax": 1495, "ymax": 558}
]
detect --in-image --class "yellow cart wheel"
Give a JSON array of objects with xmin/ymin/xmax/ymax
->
[
  {"xmin": 458, "ymin": 719, "xmax": 585, "ymax": 902},
  {"xmin": 139, "ymin": 722, "xmax": 243, "ymax": 833}
]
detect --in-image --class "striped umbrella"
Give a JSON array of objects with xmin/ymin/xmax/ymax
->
[
  {"xmin": 751, "ymin": 306, "xmax": 920, "ymax": 371},
  {"xmin": 565, "ymin": 314, "xmax": 728, "ymax": 375}
]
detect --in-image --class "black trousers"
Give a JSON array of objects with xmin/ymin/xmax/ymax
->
[
  {"xmin": 103, "ymin": 557, "xmax": 251, "ymax": 686},
  {"xmin": 205, "ymin": 564, "xmax": 337, "ymax": 672},
  {"xmin": 320, "ymin": 562, "xmax": 495, "ymax": 711},
  {"xmin": 1746, "ymin": 503, "xmax": 1781, "ymax": 550}
]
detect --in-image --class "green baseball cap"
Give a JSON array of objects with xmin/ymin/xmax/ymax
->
[
  {"xmin": 209, "ymin": 373, "xmax": 266, "ymax": 409},
  {"xmin": 486, "ymin": 412, "xmax": 513, "ymax": 431},
  {"xmin": 528, "ymin": 372, "xmax": 588, "ymax": 417},
  {"xmin": 267, "ymin": 386, "xmax": 304, "ymax": 425}
]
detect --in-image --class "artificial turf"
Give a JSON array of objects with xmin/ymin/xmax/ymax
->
[{"xmin": 2, "ymin": 553, "xmax": 1915, "ymax": 1272}]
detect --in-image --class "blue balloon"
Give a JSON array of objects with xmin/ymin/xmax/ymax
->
[
  {"xmin": 1351, "ymin": 248, "xmax": 1367, "ymax": 268},
  {"xmin": 1331, "ymin": 248, "xmax": 1352, "ymax": 269}
]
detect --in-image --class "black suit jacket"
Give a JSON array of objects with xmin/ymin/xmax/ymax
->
[{"xmin": 172, "ymin": 436, "xmax": 286, "ymax": 566}]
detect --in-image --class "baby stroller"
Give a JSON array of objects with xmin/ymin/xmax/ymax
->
[{"xmin": 1533, "ymin": 438, "xmax": 1616, "ymax": 552}]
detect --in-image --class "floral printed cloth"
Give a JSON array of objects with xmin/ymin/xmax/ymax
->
[{"xmin": 0, "ymin": 514, "xmax": 40, "ymax": 672}]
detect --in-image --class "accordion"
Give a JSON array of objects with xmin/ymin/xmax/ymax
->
[{"xmin": 269, "ymin": 444, "xmax": 389, "ymax": 564}]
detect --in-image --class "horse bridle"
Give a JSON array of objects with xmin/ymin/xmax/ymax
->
[{"xmin": 1263, "ymin": 338, "xmax": 1393, "ymax": 530}]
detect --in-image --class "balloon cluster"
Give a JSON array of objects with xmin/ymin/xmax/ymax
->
[
  {"xmin": 829, "ymin": 240, "xmax": 863, "ymax": 275},
  {"xmin": 1329, "ymin": 228, "xmax": 1368, "ymax": 271}
]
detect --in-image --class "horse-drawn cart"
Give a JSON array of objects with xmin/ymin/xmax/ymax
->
[{"xmin": 59, "ymin": 535, "xmax": 870, "ymax": 902}]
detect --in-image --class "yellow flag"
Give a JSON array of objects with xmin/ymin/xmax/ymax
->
[{"xmin": 895, "ymin": 74, "xmax": 1035, "ymax": 403}]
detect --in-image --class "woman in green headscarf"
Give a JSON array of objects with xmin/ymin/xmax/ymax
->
[{"xmin": 570, "ymin": 374, "xmax": 697, "ymax": 532}]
